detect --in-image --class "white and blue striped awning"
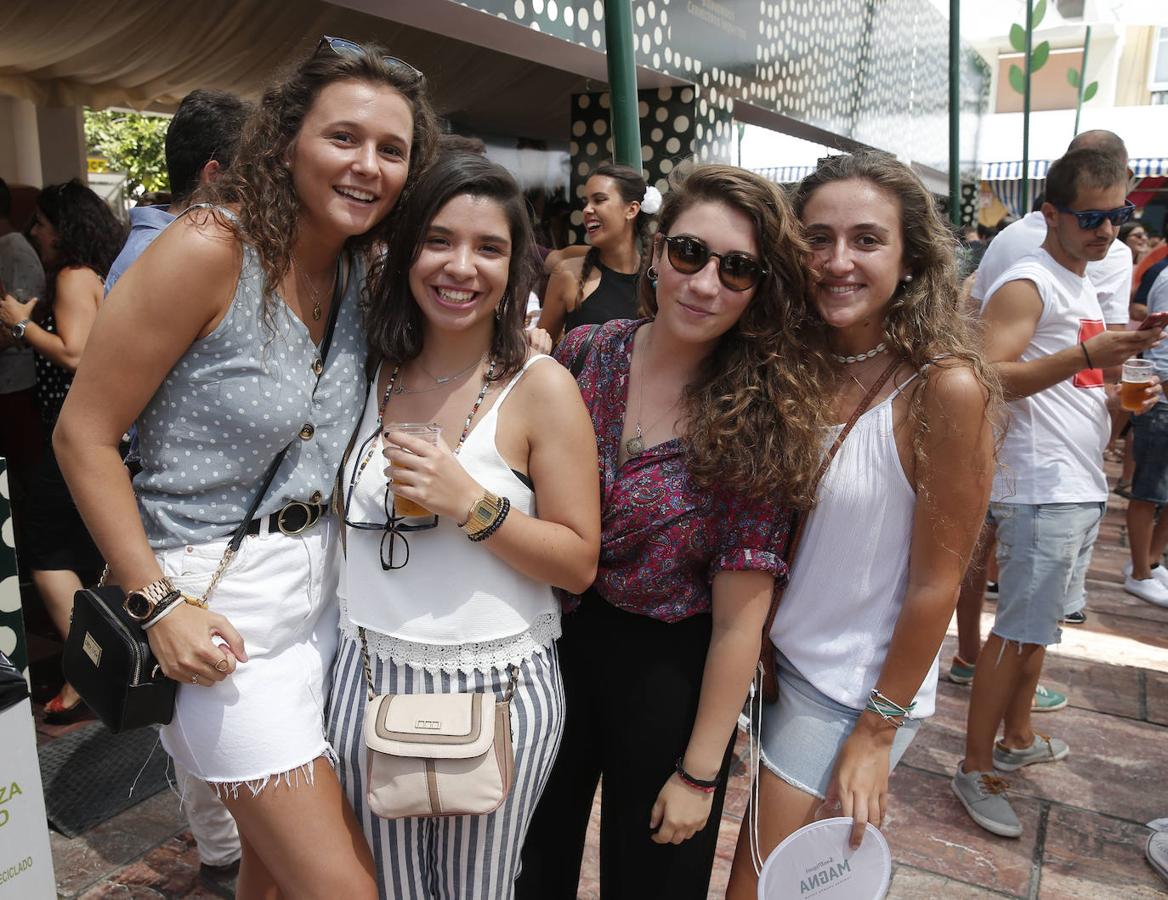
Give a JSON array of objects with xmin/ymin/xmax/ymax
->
[
  {"xmin": 754, "ymin": 165, "xmax": 818, "ymax": 184},
  {"xmin": 1132, "ymin": 158, "xmax": 1168, "ymax": 177},
  {"xmin": 981, "ymin": 160, "xmax": 1051, "ymax": 181},
  {"xmin": 981, "ymin": 157, "xmax": 1168, "ymax": 180}
]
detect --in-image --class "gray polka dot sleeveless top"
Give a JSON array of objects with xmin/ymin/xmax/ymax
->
[{"xmin": 134, "ymin": 220, "xmax": 368, "ymax": 549}]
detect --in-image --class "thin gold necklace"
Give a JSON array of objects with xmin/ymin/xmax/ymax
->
[
  {"xmin": 292, "ymin": 256, "xmax": 335, "ymax": 322},
  {"xmin": 626, "ymin": 326, "xmax": 681, "ymax": 457}
]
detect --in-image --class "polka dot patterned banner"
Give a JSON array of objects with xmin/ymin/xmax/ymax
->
[
  {"xmin": 0, "ymin": 459, "xmax": 29, "ymax": 682},
  {"xmin": 459, "ymin": 0, "xmax": 987, "ymax": 172}
]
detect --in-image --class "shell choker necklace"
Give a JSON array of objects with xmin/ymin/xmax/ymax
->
[{"xmin": 832, "ymin": 341, "xmax": 888, "ymax": 365}]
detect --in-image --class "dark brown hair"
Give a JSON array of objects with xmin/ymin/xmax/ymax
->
[
  {"xmin": 365, "ymin": 153, "xmax": 535, "ymax": 381},
  {"xmin": 577, "ymin": 162, "xmax": 653, "ymax": 309}
]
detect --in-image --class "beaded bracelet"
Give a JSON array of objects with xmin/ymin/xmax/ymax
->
[
  {"xmin": 467, "ymin": 496, "xmax": 511, "ymax": 542},
  {"xmin": 674, "ymin": 757, "xmax": 719, "ymax": 794}
]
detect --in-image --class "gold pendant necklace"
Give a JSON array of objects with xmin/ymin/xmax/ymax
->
[
  {"xmin": 293, "ymin": 256, "xmax": 333, "ymax": 322},
  {"xmin": 626, "ymin": 325, "xmax": 680, "ymax": 458}
]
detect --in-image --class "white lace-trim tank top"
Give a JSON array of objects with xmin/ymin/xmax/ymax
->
[
  {"xmin": 338, "ymin": 355, "xmax": 561, "ymax": 674},
  {"xmin": 769, "ymin": 373, "xmax": 940, "ymax": 719}
]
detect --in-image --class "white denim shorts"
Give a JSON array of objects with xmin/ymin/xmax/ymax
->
[
  {"xmin": 154, "ymin": 516, "xmax": 341, "ymax": 792},
  {"xmin": 757, "ymin": 652, "xmax": 920, "ymax": 800}
]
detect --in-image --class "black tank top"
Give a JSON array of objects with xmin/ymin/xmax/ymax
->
[{"xmin": 563, "ymin": 261, "xmax": 639, "ymax": 333}]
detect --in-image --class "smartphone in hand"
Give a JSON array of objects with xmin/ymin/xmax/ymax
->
[{"xmin": 1138, "ymin": 311, "xmax": 1168, "ymax": 331}]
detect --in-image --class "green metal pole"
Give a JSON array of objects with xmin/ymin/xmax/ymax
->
[
  {"xmin": 1073, "ymin": 26, "xmax": 1092, "ymax": 137},
  {"xmin": 604, "ymin": 0, "xmax": 640, "ymax": 168},
  {"xmin": 1021, "ymin": 0, "xmax": 1033, "ymax": 213},
  {"xmin": 949, "ymin": 0, "xmax": 961, "ymax": 226}
]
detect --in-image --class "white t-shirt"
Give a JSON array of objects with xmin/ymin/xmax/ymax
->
[
  {"xmin": 983, "ymin": 249, "xmax": 1110, "ymax": 504},
  {"xmin": 973, "ymin": 212, "xmax": 1131, "ymax": 325}
]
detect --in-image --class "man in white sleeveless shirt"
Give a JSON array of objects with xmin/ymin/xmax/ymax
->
[{"xmin": 952, "ymin": 149, "xmax": 1163, "ymax": 838}]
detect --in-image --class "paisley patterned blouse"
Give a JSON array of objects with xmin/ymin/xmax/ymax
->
[{"xmin": 554, "ymin": 318, "xmax": 791, "ymax": 623}]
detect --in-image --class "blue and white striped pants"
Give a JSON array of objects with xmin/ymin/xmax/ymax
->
[{"xmin": 326, "ymin": 635, "xmax": 565, "ymax": 900}]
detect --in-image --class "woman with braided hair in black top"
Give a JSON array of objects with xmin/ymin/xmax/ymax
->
[{"xmin": 538, "ymin": 163, "xmax": 660, "ymax": 342}]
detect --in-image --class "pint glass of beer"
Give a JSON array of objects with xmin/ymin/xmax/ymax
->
[
  {"xmin": 384, "ymin": 422, "xmax": 441, "ymax": 517},
  {"xmin": 1121, "ymin": 360, "xmax": 1157, "ymax": 413}
]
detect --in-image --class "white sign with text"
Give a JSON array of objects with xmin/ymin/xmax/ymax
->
[{"xmin": 0, "ymin": 699, "xmax": 55, "ymax": 899}]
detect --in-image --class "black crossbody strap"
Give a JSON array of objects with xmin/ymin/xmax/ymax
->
[
  {"xmin": 225, "ymin": 251, "xmax": 351, "ymax": 553},
  {"xmin": 568, "ymin": 323, "xmax": 602, "ymax": 378}
]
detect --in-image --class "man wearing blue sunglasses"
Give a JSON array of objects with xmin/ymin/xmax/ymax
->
[{"xmin": 954, "ymin": 148, "xmax": 1164, "ymax": 840}]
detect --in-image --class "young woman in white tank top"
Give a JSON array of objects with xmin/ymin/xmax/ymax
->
[
  {"xmin": 726, "ymin": 152, "xmax": 1000, "ymax": 896},
  {"xmin": 326, "ymin": 154, "xmax": 599, "ymax": 897}
]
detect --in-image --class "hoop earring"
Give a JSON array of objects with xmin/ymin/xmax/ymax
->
[
  {"xmin": 646, "ymin": 266, "xmax": 659, "ymax": 288},
  {"xmin": 902, "ymin": 274, "xmax": 914, "ymax": 284}
]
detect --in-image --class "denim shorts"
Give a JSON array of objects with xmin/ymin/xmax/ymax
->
[
  {"xmin": 757, "ymin": 652, "xmax": 920, "ymax": 800},
  {"xmin": 1131, "ymin": 404, "xmax": 1168, "ymax": 505},
  {"xmin": 988, "ymin": 501, "xmax": 1104, "ymax": 647}
]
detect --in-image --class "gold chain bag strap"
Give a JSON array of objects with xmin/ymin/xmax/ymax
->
[
  {"xmin": 757, "ymin": 356, "xmax": 903, "ymax": 702},
  {"xmin": 358, "ymin": 630, "xmax": 518, "ymax": 818}
]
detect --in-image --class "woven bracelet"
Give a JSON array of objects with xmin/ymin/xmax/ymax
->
[{"xmin": 675, "ymin": 758, "xmax": 719, "ymax": 793}]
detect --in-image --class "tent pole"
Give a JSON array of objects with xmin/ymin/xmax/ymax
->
[
  {"xmin": 604, "ymin": 0, "xmax": 641, "ymax": 168},
  {"xmin": 1021, "ymin": 0, "xmax": 1033, "ymax": 213},
  {"xmin": 1073, "ymin": 26, "xmax": 1092, "ymax": 137},
  {"xmin": 949, "ymin": 0, "xmax": 961, "ymax": 226}
]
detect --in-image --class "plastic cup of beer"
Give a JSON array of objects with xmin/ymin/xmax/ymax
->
[
  {"xmin": 384, "ymin": 422, "xmax": 440, "ymax": 517},
  {"xmin": 1121, "ymin": 360, "xmax": 1157, "ymax": 413}
]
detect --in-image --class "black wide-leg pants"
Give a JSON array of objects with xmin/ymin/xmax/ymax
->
[{"xmin": 516, "ymin": 589, "xmax": 735, "ymax": 900}]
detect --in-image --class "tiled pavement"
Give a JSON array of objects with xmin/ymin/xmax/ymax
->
[{"xmin": 34, "ymin": 489, "xmax": 1168, "ymax": 898}]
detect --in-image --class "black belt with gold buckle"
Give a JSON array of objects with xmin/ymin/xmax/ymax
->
[{"xmin": 246, "ymin": 501, "xmax": 327, "ymax": 537}]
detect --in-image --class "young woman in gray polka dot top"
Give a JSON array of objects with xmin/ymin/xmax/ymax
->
[{"xmin": 55, "ymin": 41, "xmax": 438, "ymax": 898}]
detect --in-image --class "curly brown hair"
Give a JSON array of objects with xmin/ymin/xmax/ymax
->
[
  {"xmin": 793, "ymin": 151, "xmax": 1002, "ymax": 478},
  {"xmin": 201, "ymin": 39, "xmax": 439, "ymax": 321},
  {"xmin": 35, "ymin": 180, "xmax": 127, "ymax": 298},
  {"xmin": 640, "ymin": 164, "xmax": 834, "ymax": 507}
]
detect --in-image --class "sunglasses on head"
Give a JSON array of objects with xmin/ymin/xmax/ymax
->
[
  {"xmin": 661, "ymin": 235, "xmax": 768, "ymax": 292},
  {"xmin": 1053, "ymin": 199, "xmax": 1135, "ymax": 230},
  {"xmin": 316, "ymin": 35, "xmax": 424, "ymax": 84}
]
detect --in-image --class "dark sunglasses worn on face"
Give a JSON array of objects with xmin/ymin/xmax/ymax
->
[
  {"xmin": 343, "ymin": 428, "xmax": 437, "ymax": 571},
  {"xmin": 662, "ymin": 235, "xmax": 768, "ymax": 292},
  {"xmin": 316, "ymin": 35, "xmax": 424, "ymax": 84},
  {"xmin": 1053, "ymin": 199, "xmax": 1136, "ymax": 230}
]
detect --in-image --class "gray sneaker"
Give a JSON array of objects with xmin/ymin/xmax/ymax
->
[
  {"xmin": 951, "ymin": 764, "xmax": 1023, "ymax": 838},
  {"xmin": 1148, "ymin": 831, "xmax": 1168, "ymax": 885},
  {"xmin": 992, "ymin": 733, "xmax": 1070, "ymax": 772}
]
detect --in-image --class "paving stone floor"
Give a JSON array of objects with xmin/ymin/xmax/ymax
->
[{"xmin": 34, "ymin": 489, "xmax": 1168, "ymax": 898}]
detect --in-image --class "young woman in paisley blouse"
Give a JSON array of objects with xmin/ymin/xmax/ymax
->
[{"xmin": 516, "ymin": 164, "xmax": 832, "ymax": 900}]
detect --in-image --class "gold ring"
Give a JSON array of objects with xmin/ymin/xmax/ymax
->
[{"xmin": 215, "ymin": 658, "xmax": 230, "ymax": 673}]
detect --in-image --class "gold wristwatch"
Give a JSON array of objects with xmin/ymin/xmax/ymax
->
[
  {"xmin": 461, "ymin": 491, "xmax": 504, "ymax": 537},
  {"xmin": 124, "ymin": 577, "xmax": 179, "ymax": 622}
]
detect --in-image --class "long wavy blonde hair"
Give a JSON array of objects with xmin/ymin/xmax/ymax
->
[
  {"xmin": 793, "ymin": 151, "xmax": 1003, "ymax": 478},
  {"xmin": 641, "ymin": 164, "xmax": 835, "ymax": 507}
]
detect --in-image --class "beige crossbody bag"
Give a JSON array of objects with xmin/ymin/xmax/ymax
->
[{"xmin": 358, "ymin": 628, "xmax": 517, "ymax": 818}]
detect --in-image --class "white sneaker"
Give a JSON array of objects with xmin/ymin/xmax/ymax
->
[
  {"xmin": 1121, "ymin": 561, "xmax": 1168, "ymax": 589},
  {"xmin": 1123, "ymin": 574, "xmax": 1168, "ymax": 608}
]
